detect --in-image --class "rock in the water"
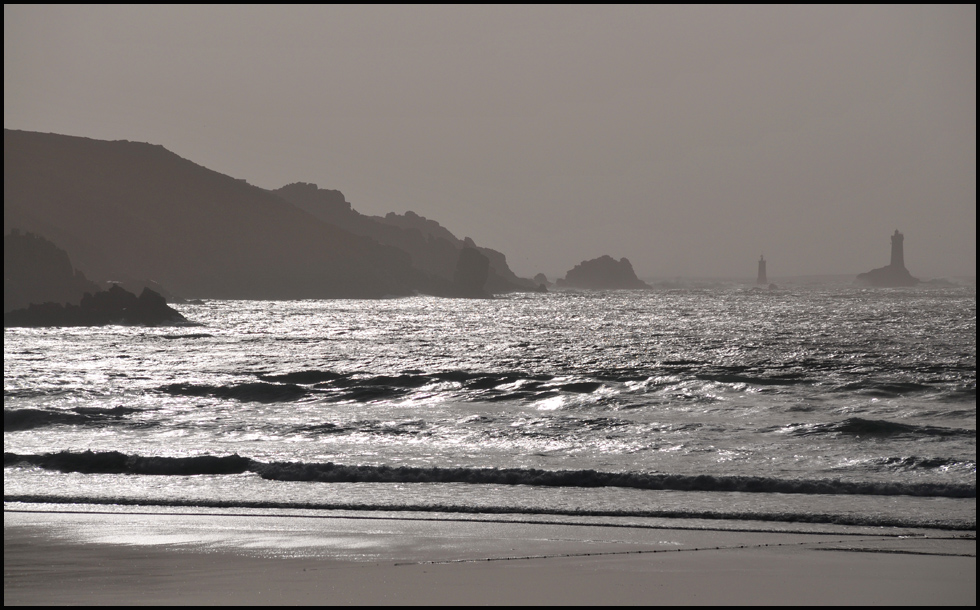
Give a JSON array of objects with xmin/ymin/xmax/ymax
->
[
  {"xmin": 855, "ymin": 264, "xmax": 919, "ymax": 287},
  {"xmin": 557, "ymin": 256, "xmax": 650, "ymax": 290},
  {"xmin": 4, "ymin": 285, "xmax": 191, "ymax": 327}
]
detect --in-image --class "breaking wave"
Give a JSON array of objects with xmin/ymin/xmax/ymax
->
[
  {"xmin": 4, "ymin": 407, "xmax": 139, "ymax": 432},
  {"xmin": 258, "ymin": 370, "xmax": 348, "ymax": 384},
  {"xmin": 865, "ymin": 456, "xmax": 976, "ymax": 472},
  {"xmin": 784, "ymin": 417, "xmax": 975, "ymax": 439},
  {"xmin": 159, "ymin": 382, "xmax": 309, "ymax": 403},
  {"xmin": 835, "ymin": 381, "xmax": 938, "ymax": 397},
  {"xmin": 5, "ymin": 451, "xmax": 975, "ymax": 498},
  {"xmin": 150, "ymin": 364, "xmax": 976, "ymax": 407},
  {"xmin": 160, "ymin": 333, "xmax": 213, "ymax": 339},
  {"xmin": 4, "ymin": 451, "xmax": 251, "ymax": 475}
]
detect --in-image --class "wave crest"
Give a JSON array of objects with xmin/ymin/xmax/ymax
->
[{"xmin": 5, "ymin": 451, "xmax": 974, "ymax": 498}]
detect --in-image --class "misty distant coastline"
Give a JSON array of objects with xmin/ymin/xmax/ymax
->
[
  {"xmin": 5, "ymin": 5, "xmax": 974, "ymax": 289},
  {"xmin": 3, "ymin": 129, "xmax": 970, "ymax": 309},
  {"xmin": 3, "ymin": 129, "xmax": 542, "ymax": 306}
]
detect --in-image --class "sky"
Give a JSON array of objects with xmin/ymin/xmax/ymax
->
[{"xmin": 5, "ymin": 5, "xmax": 976, "ymax": 279}]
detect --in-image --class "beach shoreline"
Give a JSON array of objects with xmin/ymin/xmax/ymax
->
[{"xmin": 5, "ymin": 507, "xmax": 975, "ymax": 605}]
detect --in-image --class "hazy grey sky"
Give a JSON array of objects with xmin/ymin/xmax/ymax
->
[{"xmin": 5, "ymin": 5, "xmax": 975, "ymax": 278}]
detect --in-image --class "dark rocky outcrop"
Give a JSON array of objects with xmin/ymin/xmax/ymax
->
[
  {"xmin": 556, "ymin": 256, "xmax": 651, "ymax": 290},
  {"xmin": 856, "ymin": 264, "xmax": 919, "ymax": 287},
  {"xmin": 856, "ymin": 230, "xmax": 920, "ymax": 287},
  {"xmin": 4, "ymin": 229, "xmax": 101, "ymax": 312},
  {"xmin": 4, "ymin": 284, "xmax": 189, "ymax": 327}
]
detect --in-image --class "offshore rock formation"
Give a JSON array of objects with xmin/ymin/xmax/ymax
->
[
  {"xmin": 4, "ymin": 229, "xmax": 100, "ymax": 312},
  {"xmin": 4, "ymin": 284, "xmax": 190, "ymax": 327},
  {"xmin": 855, "ymin": 230, "xmax": 920, "ymax": 287},
  {"xmin": 556, "ymin": 256, "xmax": 651, "ymax": 290}
]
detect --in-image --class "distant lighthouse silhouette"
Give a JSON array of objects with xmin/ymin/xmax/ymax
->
[
  {"xmin": 757, "ymin": 255, "xmax": 767, "ymax": 285},
  {"xmin": 890, "ymin": 229, "xmax": 905, "ymax": 269},
  {"xmin": 855, "ymin": 229, "xmax": 918, "ymax": 286}
]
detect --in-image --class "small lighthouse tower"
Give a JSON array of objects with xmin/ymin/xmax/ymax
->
[
  {"xmin": 890, "ymin": 230, "xmax": 905, "ymax": 269},
  {"xmin": 757, "ymin": 255, "xmax": 767, "ymax": 285}
]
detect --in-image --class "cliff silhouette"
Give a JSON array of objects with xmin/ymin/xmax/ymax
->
[
  {"xmin": 271, "ymin": 182, "xmax": 539, "ymax": 294},
  {"xmin": 453, "ymin": 247, "xmax": 492, "ymax": 298},
  {"xmin": 556, "ymin": 256, "xmax": 650, "ymax": 290},
  {"xmin": 855, "ymin": 230, "xmax": 920, "ymax": 287},
  {"xmin": 3, "ymin": 130, "xmax": 492, "ymax": 299},
  {"xmin": 4, "ymin": 229, "xmax": 100, "ymax": 312}
]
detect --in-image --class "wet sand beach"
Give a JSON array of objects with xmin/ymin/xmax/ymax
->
[{"xmin": 5, "ymin": 508, "xmax": 975, "ymax": 605}]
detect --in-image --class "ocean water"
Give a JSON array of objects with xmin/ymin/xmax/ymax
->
[{"xmin": 4, "ymin": 285, "xmax": 976, "ymax": 533}]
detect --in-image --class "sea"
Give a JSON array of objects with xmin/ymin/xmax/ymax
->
[{"xmin": 4, "ymin": 283, "xmax": 976, "ymax": 538}]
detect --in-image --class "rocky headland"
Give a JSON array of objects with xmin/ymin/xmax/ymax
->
[
  {"xmin": 5, "ymin": 130, "xmax": 552, "ymax": 302},
  {"xmin": 271, "ymin": 182, "xmax": 540, "ymax": 295},
  {"xmin": 4, "ymin": 230, "xmax": 101, "ymax": 312},
  {"xmin": 452, "ymin": 247, "xmax": 492, "ymax": 298}
]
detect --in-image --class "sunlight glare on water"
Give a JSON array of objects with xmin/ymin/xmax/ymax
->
[{"xmin": 4, "ymin": 285, "xmax": 976, "ymax": 530}]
